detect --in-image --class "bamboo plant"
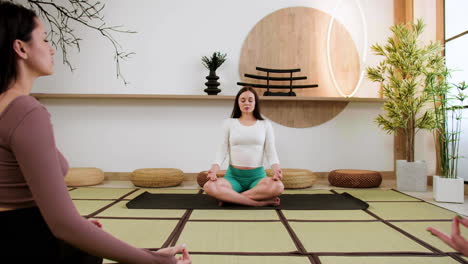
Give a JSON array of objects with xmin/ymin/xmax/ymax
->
[
  {"xmin": 366, "ymin": 19, "xmax": 446, "ymax": 162},
  {"xmin": 429, "ymin": 78, "xmax": 467, "ymax": 178}
]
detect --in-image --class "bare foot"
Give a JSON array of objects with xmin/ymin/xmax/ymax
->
[
  {"xmin": 217, "ymin": 198, "xmax": 279, "ymax": 207},
  {"xmin": 258, "ymin": 197, "xmax": 280, "ymax": 207}
]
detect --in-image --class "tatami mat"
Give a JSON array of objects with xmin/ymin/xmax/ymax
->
[
  {"xmin": 189, "ymin": 255, "xmax": 311, "ymax": 264},
  {"xmin": 105, "ymin": 255, "xmax": 312, "ymax": 264},
  {"xmin": 282, "ymin": 210, "xmax": 376, "ymax": 221},
  {"xmin": 319, "ymin": 256, "xmax": 462, "ymax": 264},
  {"xmin": 368, "ymin": 202, "xmax": 457, "ymax": 220},
  {"xmin": 335, "ymin": 189, "xmax": 420, "ymax": 201},
  {"xmin": 98, "ymin": 219, "xmax": 178, "ymax": 248},
  {"xmin": 177, "ymin": 221, "xmax": 298, "ymax": 252},
  {"xmin": 95, "ymin": 201, "xmax": 186, "ymax": 218},
  {"xmin": 69, "ymin": 188, "xmax": 135, "ymax": 199},
  {"xmin": 290, "ymin": 222, "xmax": 431, "ymax": 253},
  {"xmin": 393, "ymin": 221, "xmax": 468, "ymax": 252},
  {"xmin": 74, "ymin": 200, "xmax": 115, "ymax": 216},
  {"xmin": 189, "ymin": 209, "xmax": 280, "ymax": 220},
  {"xmin": 70, "ymin": 187, "xmax": 466, "ymax": 264}
]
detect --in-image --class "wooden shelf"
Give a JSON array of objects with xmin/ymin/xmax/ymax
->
[
  {"xmin": 261, "ymin": 96, "xmax": 385, "ymax": 102},
  {"xmin": 32, "ymin": 93, "xmax": 385, "ymax": 102}
]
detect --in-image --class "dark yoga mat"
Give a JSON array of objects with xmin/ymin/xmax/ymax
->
[{"xmin": 126, "ymin": 192, "xmax": 369, "ymax": 210}]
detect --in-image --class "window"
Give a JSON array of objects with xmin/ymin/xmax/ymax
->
[{"xmin": 445, "ymin": 0, "xmax": 468, "ymax": 181}]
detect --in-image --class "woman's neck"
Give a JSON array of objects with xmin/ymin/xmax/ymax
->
[
  {"xmin": 0, "ymin": 77, "xmax": 33, "ymax": 107},
  {"xmin": 0, "ymin": 78, "xmax": 33, "ymax": 114},
  {"xmin": 8, "ymin": 71, "xmax": 35, "ymax": 96},
  {"xmin": 239, "ymin": 112, "xmax": 256, "ymax": 121},
  {"xmin": 7, "ymin": 83, "xmax": 31, "ymax": 96}
]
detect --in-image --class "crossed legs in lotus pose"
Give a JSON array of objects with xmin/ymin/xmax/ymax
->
[{"xmin": 203, "ymin": 177, "xmax": 284, "ymax": 207}]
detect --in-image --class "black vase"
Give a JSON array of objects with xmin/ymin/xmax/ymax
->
[{"xmin": 204, "ymin": 70, "xmax": 221, "ymax": 95}]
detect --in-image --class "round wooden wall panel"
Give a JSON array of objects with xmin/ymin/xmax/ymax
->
[
  {"xmin": 239, "ymin": 7, "xmax": 360, "ymax": 127},
  {"xmin": 260, "ymin": 100, "xmax": 349, "ymax": 128}
]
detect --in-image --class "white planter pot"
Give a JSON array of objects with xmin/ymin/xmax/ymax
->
[
  {"xmin": 433, "ymin": 176, "xmax": 464, "ymax": 203},
  {"xmin": 396, "ymin": 160, "xmax": 427, "ymax": 192}
]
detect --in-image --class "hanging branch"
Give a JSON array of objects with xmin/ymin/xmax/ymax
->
[{"xmin": 12, "ymin": 0, "xmax": 136, "ymax": 85}]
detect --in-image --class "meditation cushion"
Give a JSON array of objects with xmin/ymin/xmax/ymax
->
[
  {"xmin": 131, "ymin": 168, "xmax": 184, "ymax": 188},
  {"xmin": 328, "ymin": 169, "xmax": 382, "ymax": 188},
  {"xmin": 197, "ymin": 170, "xmax": 226, "ymax": 187},
  {"xmin": 65, "ymin": 167, "xmax": 105, "ymax": 187},
  {"xmin": 265, "ymin": 168, "xmax": 317, "ymax": 189}
]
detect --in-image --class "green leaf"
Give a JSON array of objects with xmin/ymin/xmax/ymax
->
[{"xmin": 365, "ymin": 18, "xmax": 463, "ymax": 165}]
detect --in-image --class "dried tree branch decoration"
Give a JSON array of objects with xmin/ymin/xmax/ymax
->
[{"xmin": 12, "ymin": 0, "xmax": 136, "ymax": 85}]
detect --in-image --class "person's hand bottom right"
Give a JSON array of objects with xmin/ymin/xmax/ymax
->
[{"xmin": 427, "ymin": 216, "xmax": 468, "ymax": 256}]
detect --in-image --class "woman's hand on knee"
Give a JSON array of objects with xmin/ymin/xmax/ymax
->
[
  {"xmin": 207, "ymin": 171, "xmax": 218, "ymax": 181},
  {"xmin": 271, "ymin": 164, "xmax": 283, "ymax": 181},
  {"xmin": 207, "ymin": 164, "xmax": 219, "ymax": 181}
]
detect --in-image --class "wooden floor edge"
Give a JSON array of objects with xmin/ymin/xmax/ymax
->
[
  {"xmin": 104, "ymin": 171, "xmax": 397, "ymax": 181},
  {"xmin": 102, "ymin": 171, "xmax": 466, "ymax": 188}
]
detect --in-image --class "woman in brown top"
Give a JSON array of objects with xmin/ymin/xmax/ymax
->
[{"xmin": 0, "ymin": 2, "xmax": 191, "ymax": 264}]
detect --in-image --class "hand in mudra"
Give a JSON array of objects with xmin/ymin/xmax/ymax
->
[
  {"xmin": 427, "ymin": 216, "xmax": 468, "ymax": 256},
  {"xmin": 207, "ymin": 170, "xmax": 217, "ymax": 181},
  {"xmin": 272, "ymin": 168, "xmax": 283, "ymax": 181},
  {"xmin": 155, "ymin": 244, "xmax": 191, "ymax": 264}
]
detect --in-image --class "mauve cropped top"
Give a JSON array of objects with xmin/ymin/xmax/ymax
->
[
  {"xmin": 0, "ymin": 96, "xmax": 168, "ymax": 264},
  {"xmin": 0, "ymin": 96, "xmax": 69, "ymax": 208}
]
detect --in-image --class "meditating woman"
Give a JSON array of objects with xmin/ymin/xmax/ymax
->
[
  {"xmin": 0, "ymin": 2, "xmax": 190, "ymax": 263},
  {"xmin": 204, "ymin": 87, "xmax": 284, "ymax": 207}
]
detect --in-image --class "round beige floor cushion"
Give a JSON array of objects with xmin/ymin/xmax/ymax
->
[
  {"xmin": 197, "ymin": 170, "xmax": 226, "ymax": 187},
  {"xmin": 65, "ymin": 167, "xmax": 105, "ymax": 187},
  {"xmin": 131, "ymin": 168, "xmax": 184, "ymax": 188},
  {"xmin": 265, "ymin": 168, "xmax": 317, "ymax": 189},
  {"xmin": 328, "ymin": 169, "xmax": 382, "ymax": 188}
]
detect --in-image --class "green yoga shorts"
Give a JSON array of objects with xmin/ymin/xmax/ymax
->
[{"xmin": 224, "ymin": 165, "xmax": 267, "ymax": 193}]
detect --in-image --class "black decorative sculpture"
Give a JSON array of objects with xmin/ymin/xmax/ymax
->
[
  {"xmin": 202, "ymin": 52, "xmax": 227, "ymax": 95},
  {"xmin": 204, "ymin": 70, "xmax": 221, "ymax": 95},
  {"xmin": 237, "ymin": 67, "xmax": 318, "ymax": 96}
]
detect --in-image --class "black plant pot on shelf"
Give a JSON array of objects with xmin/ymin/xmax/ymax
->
[{"xmin": 204, "ymin": 70, "xmax": 221, "ymax": 95}]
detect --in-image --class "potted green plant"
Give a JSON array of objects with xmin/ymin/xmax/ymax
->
[
  {"xmin": 366, "ymin": 19, "xmax": 446, "ymax": 192},
  {"xmin": 202, "ymin": 52, "xmax": 227, "ymax": 95},
  {"xmin": 429, "ymin": 78, "xmax": 467, "ymax": 203}
]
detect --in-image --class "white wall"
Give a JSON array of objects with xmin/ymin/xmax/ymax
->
[
  {"xmin": 44, "ymin": 98, "xmax": 393, "ymax": 173},
  {"xmin": 32, "ymin": 0, "xmax": 393, "ymax": 97},
  {"xmin": 412, "ymin": 0, "xmax": 445, "ymax": 176},
  {"xmin": 24, "ymin": 0, "xmax": 437, "ymax": 173}
]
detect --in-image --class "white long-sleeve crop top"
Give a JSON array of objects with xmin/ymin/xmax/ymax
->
[{"xmin": 213, "ymin": 118, "xmax": 279, "ymax": 168}]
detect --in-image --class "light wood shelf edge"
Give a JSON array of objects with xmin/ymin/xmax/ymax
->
[{"xmin": 32, "ymin": 93, "xmax": 386, "ymax": 102}]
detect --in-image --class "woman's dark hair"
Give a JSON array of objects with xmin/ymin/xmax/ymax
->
[
  {"xmin": 231, "ymin": 86, "xmax": 264, "ymax": 120},
  {"xmin": 0, "ymin": 1, "xmax": 37, "ymax": 94}
]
